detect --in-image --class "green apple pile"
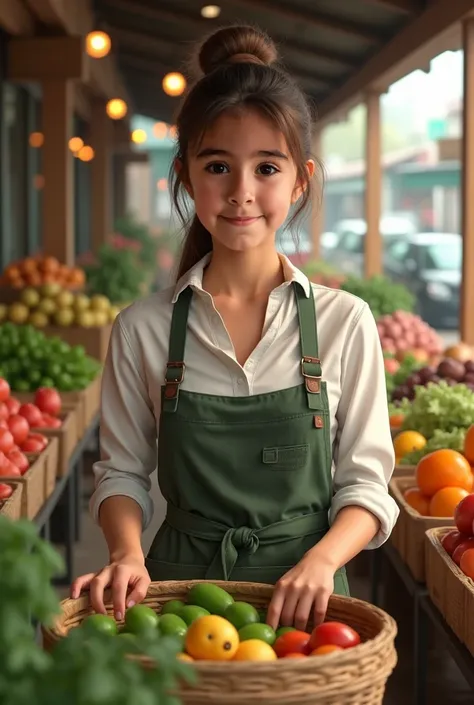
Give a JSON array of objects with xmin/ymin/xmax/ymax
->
[{"xmin": 0, "ymin": 284, "xmax": 121, "ymax": 329}]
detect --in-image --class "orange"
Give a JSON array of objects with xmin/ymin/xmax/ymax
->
[
  {"xmin": 429, "ymin": 487, "xmax": 470, "ymax": 518},
  {"xmin": 464, "ymin": 425, "xmax": 474, "ymax": 465},
  {"xmin": 41, "ymin": 256, "xmax": 60, "ymax": 273},
  {"xmin": 403, "ymin": 488, "xmax": 430, "ymax": 516},
  {"xmin": 460, "ymin": 548, "xmax": 474, "ymax": 579},
  {"xmin": 311, "ymin": 645, "xmax": 344, "ymax": 656},
  {"xmin": 283, "ymin": 652, "xmax": 306, "ymax": 658},
  {"xmin": 232, "ymin": 639, "xmax": 277, "ymax": 662},
  {"xmin": 177, "ymin": 653, "xmax": 194, "ymax": 662},
  {"xmin": 416, "ymin": 449, "xmax": 473, "ymax": 498},
  {"xmin": 393, "ymin": 431, "xmax": 426, "ymax": 460},
  {"xmin": 389, "ymin": 413, "xmax": 405, "ymax": 429},
  {"xmin": 185, "ymin": 615, "xmax": 239, "ymax": 661}
]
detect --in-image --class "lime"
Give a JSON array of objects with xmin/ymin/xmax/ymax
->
[
  {"xmin": 187, "ymin": 583, "xmax": 234, "ymax": 616},
  {"xmin": 124, "ymin": 604, "xmax": 160, "ymax": 634},
  {"xmin": 224, "ymin": 601, "xmax": 259, "ymax": 630},
  {"xmin": 158, "ymin": 613, "xmax": 188, "ymax": 638},
  {"xmin": 161, "ymin": 599, "xmax": 186, "ymax": 616},
  {"xmin": 276, "ymin": 626, "xmax": 296, "ymax": 638},
  {"xmin": 117, "ymin": 632, "xmax": 139, "ymax": 651},
  {"xmin": 82, "ymin": 613, "xmax": 118, "ymax": 635},
  {"xmin": 238, "ymin": 623, "xmax": 276, "ymax": 645},
  {"xmin": 179, "ymin": 605, "xmax": 210, "ymax": 626}
]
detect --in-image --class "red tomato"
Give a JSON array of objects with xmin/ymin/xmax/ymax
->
[
  {"xmin": 309, "ymin": 622, "xmax": 361, "ymax": 651},
  {"xmin": 0, "ymin": 428, "xmax": 15, "ymax": 454},
  {"xmin": 273, "ymin": 631, "xmax": 311, "ymax": 658},
  {"xmin": 34, "ymin": 387, "xmax": 61, "ymax": 417},
  {"xmin": 311, "ymin": 645, "xmax": 344, "ymax": 656},
  {"xmin": 454, "ymin": 494, "xmax": 474, "ymax": 535},
  {"xmin": 452, "ymin": 537, "xmax": 474, "ymax": 565},
  {"xmin": 18, "ymin": 403, "xmax": 43, "ymax": 428},
  {"xmin": 0, "ymin": 482, "xmax": 13, "ymax": 500},
  {"xmin": 21, "ymin": 437, "xmax": 44, "ymax": 453},
  {"xmin": 0, "ymin": 378, "xmax": 10, "ymax": 403},
  {"xmin": 4, "ymin": 397, "xmax": 20, "ymax": 416},
  {"xmin": 460, "ymin": 548, "xmax": 474, "ymax": 579},
  {"xmin": 0, "ymin": 403, "xmax": 9, "ymax": 422},
  {"xmin": 442, "ymin": 529, "xmax": 467, "ymax": 556},
  {"xmin": 0, "ymin": 456, "xmax": 20, "ymax": 477},
  {"xmin": 7, "ymin": 415, "xmax": 30, "ymax": 445},
  {"xmin": 39, "ymin": 414, "xmax": 62, "ymax": 429},
  {"xmin": 28, "ymin": 432, "xmax": 48, "ymax": 449},
  {"xmin": 6, "ymin": 449, "xmax": 29, "ymax": 475},
  {"xmin": 282, "ymin": 652, "xmax": 306, "ymax": 658}
]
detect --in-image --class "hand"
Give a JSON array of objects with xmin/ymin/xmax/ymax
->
[
  {"xmin": 266, "ymin": 549, "xmax": 336, "ymax": 632},
  {"xmin": 70, "ymin": 554, "xmax": 151, "ymax": 621}
]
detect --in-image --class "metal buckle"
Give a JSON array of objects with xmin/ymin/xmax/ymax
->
[
  {"xmin": 300, "ymin": 356, "xmax": 321, "ymax": 379},
  {"xmin": 165, "ymin": 361, "xmax": 185, "ymax": 384}
]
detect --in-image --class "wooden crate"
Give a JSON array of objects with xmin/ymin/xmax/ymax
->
[
  {"xmin": 389, "ymin": 477, "xmax": 455, "ymax": 582},
  {"xmin": 426, "ymin": 527, "xmax": 474, "ymax": 658},
  {"xmin": 2, "ymin": 452, "xmax": 47, "ymax": 520},
  {"xmin": 0, "ymin": 484, "xmax": 23, "ymax": 520},
  {"xmin": 41, "ymin": 324, "xmax": 112, "ymax": 362},
  {"xmin": 43, "ymin": 437, "xmax": 59, "ymax": 495},
  {"xmin": 34, "ymin": 411, "xmax": 77, "ymax": 478}
]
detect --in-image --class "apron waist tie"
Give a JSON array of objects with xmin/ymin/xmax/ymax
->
[{"xmin": 165, "ymin": 504, "xmax": 330, "ymax": 581}]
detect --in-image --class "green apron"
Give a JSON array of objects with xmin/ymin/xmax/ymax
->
[{"xmin": 146, "ymin": 281, "xmax": 349, "ymax": 595}]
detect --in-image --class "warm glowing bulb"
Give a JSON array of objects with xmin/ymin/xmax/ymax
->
[
  {"xmin": 201, "ymin": 5, "xmax": 221, "ymax": 18},
  {"xmin": 168, "ymin": 125, "xmax": 178, "ymax": 140},
  {"xmin": 78, "ymin": 145, "xmax": 95, "ymax": 162},
  {"xmin": 106, "ymin": 98, "xmax": 127, "ymax": 119},
  {"xmin": 86, "ymin": 31, "xmax": 111, "ymax": 58},
  {"xmin": 29, "ymin": 132, "xmax": 44, "ymax": 148},
  {"xmin": 68, "ymin": 137, "xmax": 84, "ymax": 153},
  {"xmin": 153, "ymin": 122, "xmax": 168, "ymax": 139},
  {"xmin": 162, "ymin": 72, "xmax": 186, "ymax": 97},
  {"xmin": 131, "ymin": 129, "xmax": 147, "ymax": 144}
]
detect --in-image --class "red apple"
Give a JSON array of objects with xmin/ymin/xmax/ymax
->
[
  {"xmin": 454, "ymin": 494, "xmax": 474, "ymax": 535},
  {"xmin": 442, "ymin": 529, "xmax": 466, "ymax": 556},
  {"xmin": 452, "ymin": 537, "xmax": 474, "ymax": 565}
]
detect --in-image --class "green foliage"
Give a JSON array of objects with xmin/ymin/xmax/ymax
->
[
  {"xmin": 341, "ymin": 275, "xmax": 415, "ymax": 319},
  {"xmin": 0, "ymin": 516, "xmax": 193, "ymax": 705},
  {"xmin": 114, "ymin": 215, "xmax": 158, "ymax": 271},
  {"xmin": 400, "ymin": 381, "xmax": 474, "ymax": 438},
  {"xmin": 84, "ymin": 245, "xmax": 146, "ymax": 304},
  {"xmin": 301, "ymin": 259, "xmax": 342, "ymax": 278}
]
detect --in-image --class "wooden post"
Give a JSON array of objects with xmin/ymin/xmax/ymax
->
[
  {"xmin": 364, "ymin": 90, "xmax": 382, "ymax": 278},
  {"xmin": 90, "ymin": 99, "xmax": 112, "ymax": 252},
  {"xmin": 113, "ymin": 155, "xmax": 127, "ymax": 221},
  {"xmin": 42, "ymin": 80, "xmax": 74, "ymax": 264},
  {"xmin": 310, "ymin": 130, "xmax": 324, "ymax": 261},
  {"xmin": 460, "ymin": 18, "xmax": 474, "ymax": 345}
]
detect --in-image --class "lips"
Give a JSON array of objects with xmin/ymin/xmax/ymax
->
[{"xmin": 221, "ymin": 216, "xmax": 261, "ymax": 226}]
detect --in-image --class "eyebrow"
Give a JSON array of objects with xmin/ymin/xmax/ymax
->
[{"xmin": 195, "ymin": 148, "xmax": 289, "ymax": 160}]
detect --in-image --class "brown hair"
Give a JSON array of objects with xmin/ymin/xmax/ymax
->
[{"xmin": 171, "ymin": 25, "xmax": 320, "ymax": 280}]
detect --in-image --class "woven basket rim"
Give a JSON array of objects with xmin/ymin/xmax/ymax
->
[
  {"xmin": 426, "ymin": 527, "xmax": 474, "ymax": 593},
  {"xmin": 43, "ymin": 580, "xmax": 397, "ymax": 674},
  {"xmin": 390, "ymin": 477, "xmax": 456, "ymax": 524}
]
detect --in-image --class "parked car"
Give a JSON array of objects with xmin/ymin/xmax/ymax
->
[{"xmin": 383, "ymin": 232, "xmax": 461, "ymax": 329}]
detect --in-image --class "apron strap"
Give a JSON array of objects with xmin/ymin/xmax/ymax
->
[
  {"xmin": 293, "ymin": 282, "xmax": 322, "ymax": 409},
  {"xmin": 163, "ymin": 286, "xmax": 193, "ymax": 413}
]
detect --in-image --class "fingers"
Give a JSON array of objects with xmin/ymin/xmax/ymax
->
[
  {"xmin": 268, "ymin": 577, "xmax": 332, "ymax": 632},
  {"xmin": 89, "ymin": 566, "xmax": 114, "ymax": 615},
  {"xmin": 266, "ymin": 584, "xmax": 285, "ymax": 631},
  {"xmin": 126, "ymin": 575, "xmax": 150, "ymax": 609},
  {"xmin": 293, "ymin": 588, "xmax": 315, "ymax": 632},
  {"xmin": 313, "ymin": 589, "xmax": 330, "ymax": 627},
  {"xmin": 70, "ymin": 573, "xmax": 96, "ymax": 599},
  {"xmin": 112, "ymin": 565, "xmax": 133, "ymax": 621}
]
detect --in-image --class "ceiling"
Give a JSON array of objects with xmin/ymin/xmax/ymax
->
[{"xmin": 91, "ymin": 0, "xmax": 467, "ymax": 125}]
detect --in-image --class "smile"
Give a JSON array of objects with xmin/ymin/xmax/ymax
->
[{"xmin": 220, "ymin": 216, "xmax": 261, "ymax": 226}]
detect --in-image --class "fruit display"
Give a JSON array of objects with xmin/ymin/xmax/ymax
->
[
  {"xmin": 402, "ymin": 449, "xmax": 473, "ymax": 518},
  {"xmin": 396, "ymin": 428, "xmax": 466, "ymax": 466},
  {"xmin": 391, "ymin": 356, "xmax": 474, "ymax": 403},
  {"xmin": 0, "ymin": 284, "xmax": 119, "ymax": 329},
  {"xmin": 385, "ymin": 352, "xmax": 423, "ymax": 402},
  {"xmin": 1, "ymin": 255, "xmax": 85, "ymax": 289},
  {"xmin": 341, "ymin": 276, "xmax": 415, "ymax": 319},
  {"xmin": 440, "ymin": 495, "xmax": 474, "ymax": 580},
  {"xmin": 76, "ymin": 582, "xmax": 362, "ymax": 662},
  {"xmin": 377, "ymin": 310, "xmax": 443, "ymax": 361},
  {"xmin": 0, "ymin": 323, "xmax": 101, "ymax": 392}
]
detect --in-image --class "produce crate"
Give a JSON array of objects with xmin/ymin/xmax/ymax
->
[
  {"xmin": 43, "ymin": 437, "xmax": 59, "ymax": 494},
  {"xmin": 43, "ymin": 581, "xmax": 398, "ymax": 705},
  {"xmin": 425, "ymin": 527, "xmax": 474, "ymax": 658},
  {"xmin": 34, "ymin": 411, "xmax": 77, "ymax": 478},
  {"xmin": 0, "ymin": 484, "xmax": 23, "ymax": 520},
  {"xmin": 42, "ymin": 324, "xmax": 112, "ymax": 362},
  {"xmin": 389, "ymin": 477, "xmax": 454, "ymax": 582},
  {"xmin": 2, "ymin": 452, "xmax": 47, "ymax": 520}
]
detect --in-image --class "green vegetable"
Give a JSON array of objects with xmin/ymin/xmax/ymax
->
[
  {"xmin": 400, "ymin": 381, "xmax": 474, "ymax": 438},
  {"xmin": 84, "ymin": 244, "xmax": 147, "ymax": 304},
  {"xmin": 400, "ymin": 428, "xmax": 467, "ymax": 465},
  {"xmin": 341, "ymin": 275, "xmax": 414, "ymax": 319}
]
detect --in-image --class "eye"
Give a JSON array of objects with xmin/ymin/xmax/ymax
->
[
  {"xmin": 205, "ymin": 162, "xmax": 229, "ymax": 174},
  {"xmin": 256, "ymin": 163, "xmax": 279, "ymax": 176}
]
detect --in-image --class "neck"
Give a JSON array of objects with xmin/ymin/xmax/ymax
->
[{"xmin": 202, "ymin": 243, "xmax": 284, "ymax": 301}]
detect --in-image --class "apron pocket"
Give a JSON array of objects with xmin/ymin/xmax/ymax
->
[{"xmin": 262, "ymin": 444, "xmax": 309, "ymax": 470}]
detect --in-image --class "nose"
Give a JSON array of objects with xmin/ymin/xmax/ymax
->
[{"xmin": 227, "ymin": 172, "xmax": 255, "ymax": 206}]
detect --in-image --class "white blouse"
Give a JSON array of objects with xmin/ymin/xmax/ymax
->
[{"xmin": 90, "ymin": 254, "xmax": 399, "ymax": 549}]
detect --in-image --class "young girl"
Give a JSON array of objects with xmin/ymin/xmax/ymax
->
[{"xmin": 72, "ymin": 25, "xmax": 398, "ymax": 633}]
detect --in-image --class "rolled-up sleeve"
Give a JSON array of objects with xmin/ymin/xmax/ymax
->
[
  {"xmin": 330, "ymin": 302, "xmax": 399, "ymax": 549},
  {"xmin": 89, "ymin": 315, "xmax": 158, "ymax": 530}
]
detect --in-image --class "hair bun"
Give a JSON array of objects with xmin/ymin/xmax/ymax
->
[{"xmin": 198, "ymin": 25, "xmax": 278, "ymax": 76}]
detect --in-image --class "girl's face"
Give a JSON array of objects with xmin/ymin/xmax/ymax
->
[{"xmin": 184, "ymin": 110, "xmax": 314, "ymax": 254}]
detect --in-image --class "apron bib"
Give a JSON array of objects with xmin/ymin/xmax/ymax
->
[{"xmin": 146, "ymin": 282, "xmax": 349, "ymax": 596}]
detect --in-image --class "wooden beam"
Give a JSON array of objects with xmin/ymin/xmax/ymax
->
[
  {"xmin": 24, "ymin": 0, "xmax": 67, "ymax": 26},
  {"xmin": 361, "ymin": 0, "xmax": 423, "ymax": 12},
  {"xmin": 230, "ymin": 0, "xmax": 382, "ymax": 42},
  {"xmin": 317, "ymin": 0, "xmax": 472, "ymax": 125},
  {"xmin": 460, "ymin": 18, "xmax": 474, "ymax": 345},
  {"xmin": 90, "ymin": 99, "xmax": 113, "ymax": 252},
  {"xmin": 0, "ymin": 0, "xmax": 35, "ymax": 35},
  {"xmin": 364, "ymin": 91, "xmax": 382, "ymax": 278},
  {"xmin": 8, "ymin": 36, "xmax": 85, "ymax": 81}
]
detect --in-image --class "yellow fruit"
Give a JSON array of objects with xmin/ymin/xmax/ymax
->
[
  {"xmin": 90, "ymin": 294, "xmax": 110, "ymax": 312},
  {"xmin": 233, "ymin": 639, "xmax": 277, "ymax": 662},
  {"xmin": 40, "ymin": 282, "xmax": 61, "ymax": 298},
  {"xmin": 37, "ymin": 298, "xmax": 57, "ymax": 316},
  {"xmin": 75, "ymin": 310, "xmax": 95, "ymax": 328},
  {"xmin": 185, "ymin": 615, "xmax": 239, "ymax": 661},
  {"xmin": 56, "ymin": 290, "xmax": 75, "ymax": 308},
  {"xmin": 108, "ymin": 305, "xmax": 120, "ymax": 322},
  {"xmin": 0, "ymin": 304, "xmax": 8, "ymax": 322},
  {"xmin": 393, "ymin": 431, "xmax": 426, "ymax": 459},
  {"xmin": 74, "ymin": 294, "xmax": 90, "ymax": 312},
  {"xmin": 54, "ymin": 309, "xmax": 75, "ymax": 327},
  {"xmin": 28, "ymin": 311, "xmax": 49, "ymax": 328},
  {"xmin": 92, "ymin": 310, "xmax": 109, "ymax": 327},
  {"xmin": 20, "ymin": 287, "xmax": 40, "ymax": 308},
  {"xmin": 8, "ymin": 303, "xmax": 29, "ymax": 324}
]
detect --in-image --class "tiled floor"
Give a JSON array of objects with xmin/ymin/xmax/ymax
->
[{"xmin": 65, "ymin": 452, "xmax": 473, "ymax": 704}]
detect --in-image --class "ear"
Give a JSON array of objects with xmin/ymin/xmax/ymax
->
[
  {"xmin": 291, "ymin": 159, "xmax": 316, "ymax": 204},
  {"xmin": 175, "ymin": 158, "xmax": 194, "ymax": 199}
]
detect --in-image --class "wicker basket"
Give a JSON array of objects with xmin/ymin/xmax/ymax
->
[
  {"xmin": 389, "ymin": 477, "xmax": 454, "ymax": 582},
  {"xmin": 0, "ymin": 483, "xmax": 23, "ymax": 520},
  {"xmin": 425, "ymin": 527, "xmax": 474, "ymax": 658},
  {"xmin": 42, "ymin": 580, "xmax": 397, "ymax": 705},
  {"xmin": 393, "ymin": 463, "xmax": 416, "ymax": 478}
]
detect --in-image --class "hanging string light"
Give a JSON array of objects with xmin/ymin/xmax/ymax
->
[
  {"xmin": 162, "ymin": 72, "xmax": 186, "ymax": 97},
  {"xmin": 106, "ymin": 99, "xmax": 128, "ymax": 119},
  {"xmin": 86, "ymin": 31, "xmax": 111, "ymax": 59}
]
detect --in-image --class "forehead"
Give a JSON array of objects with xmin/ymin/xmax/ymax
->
[{"xmin": 193, "ymin": 109, "xmax": 289, "ymax": 155}]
